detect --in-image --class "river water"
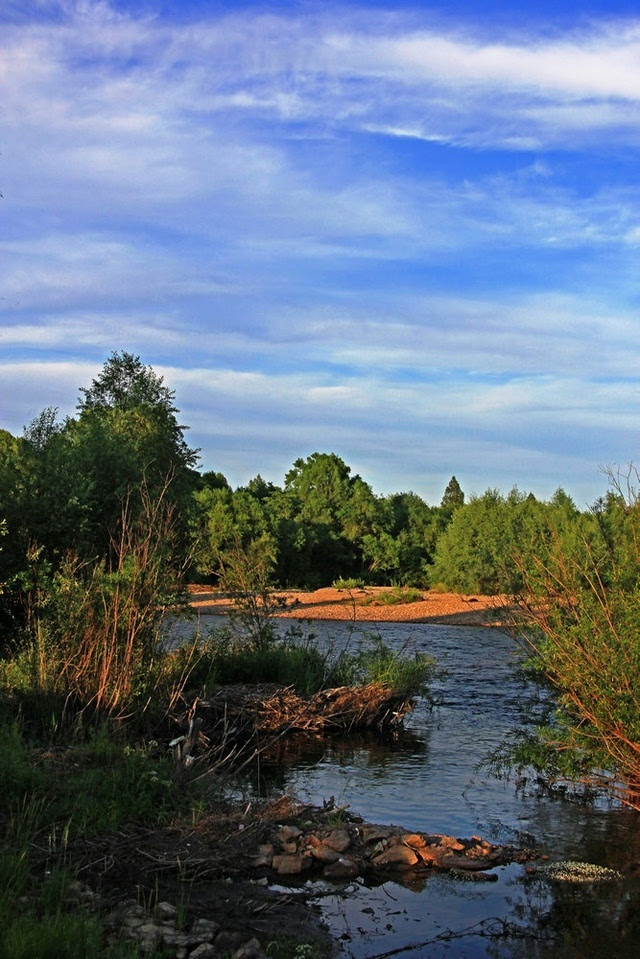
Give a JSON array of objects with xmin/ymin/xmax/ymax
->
[{"xmin": 178, "ymin": 615, "xmax": 640, "ymax": 958}]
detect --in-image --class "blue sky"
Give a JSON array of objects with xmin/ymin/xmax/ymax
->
[{"xmin": 1, "ymin": 0, "xmax": 638, "ymax": 506}]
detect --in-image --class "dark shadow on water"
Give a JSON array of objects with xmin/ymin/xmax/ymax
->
[{"xmin": 252, "ymin": 724, "xmax": 431, "ymax": 797}]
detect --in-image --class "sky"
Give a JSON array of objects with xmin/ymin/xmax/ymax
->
[{"xmin": 1, "ymin": 0, "xmax": 638, "ymax": 506}]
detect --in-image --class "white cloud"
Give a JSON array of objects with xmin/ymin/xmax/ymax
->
[{"xmin": 1, "ymin": 3, "xmax": 638, "ymax": 505}]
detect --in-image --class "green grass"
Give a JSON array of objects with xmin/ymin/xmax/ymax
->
[
  {"xmin": 0, "ymin": 716, "xmax": 183, "ymax": 959},
  {"xmin": 331, "ymin": 577, "xmax": 365, "ymax": 590},
  {"xmin": 360, "ymin": 586, "xmax": 424, "ymax": 607},
  {"xmin": 171, "ymin": 626, "xmax": 434, "ymax": 699},
  {"xmin": 334, "ymin": 634, "xmax": 435, "ymax": 693}
]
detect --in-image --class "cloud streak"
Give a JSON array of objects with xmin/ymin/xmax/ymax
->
[{"xmin": 1, "ymin": 1, "xmax": 638, "ymax": 505}]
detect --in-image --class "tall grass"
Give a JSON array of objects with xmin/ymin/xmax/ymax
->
[
  {"xmin": 15, "ymin": 479, "xmax": 192, "ymax": 722},
  {"xmin": 172, "ymin": 625, "xmax": 434, "ymax": 699}
]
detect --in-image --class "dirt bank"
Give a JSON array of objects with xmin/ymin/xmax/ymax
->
[{"xmin": 188, "ymin": 586, "xmax": 510, "ymax": 627}]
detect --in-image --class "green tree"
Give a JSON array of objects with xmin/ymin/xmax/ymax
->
[
  {"xmin": 0, "ymin": 357, "xmax": 199, "ymax": 640},
  {"xmin": 70, "ymin": 353, "xmax": 199, "ymax": 561},
  {"xmin": 441, "ymin": 475, "xmax": 465, "ymax": 510},
  {"xmin": 284, "ymin": 453, "xmax": 353, "ymax": 528}
]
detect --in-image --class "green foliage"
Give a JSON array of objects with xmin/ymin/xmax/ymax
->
[
  {"xmin": 184, "ymin": 626, "xmax": 433, "ymax": 699},
  {"xmin": 192, "ymin": 629, "xmax": 334, "ymax": 696},
  {"xmin": 511, "ymin": 467, "xmax": 640, "ymax": 805},
  {"xmin": 0, "ymin": 356, "xmax": 199, "ymax": 648},
  {"xmin": 431, "ymin": 486, "xmax": 581, "ymax": 595},
  {"xmin": 8, "ymin": 478, "xmax": 189, "ymax": 719},
  {"xmin": 440, "ymin": 475, "xmax": 465, "ymax": 509},
  {"xmin": 360, "ymin": 586, "xmax": 423, "ymax": 607},
  {"xmin": 332, "ymin": 577, "xmax": 364, "ymax": 590},
  {"xmin": 0, "ymin": 721, "xmax": 176, "ymax": 958},
  {"xmin": 336, "ymin": 634, "xmax": 435, "ymax": 694}
]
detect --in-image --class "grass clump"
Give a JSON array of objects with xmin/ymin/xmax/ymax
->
[
  {"xmin": 182, "ymin": 628, "xmax": 334, "ymax": 697},
  {"xmin": 360, "ymin": 586, "xmax": 424, "ymax": 607},
  {"xmin": 173, "ymin": 624, "xmax": 434, "ymax": 700},
  {"xmin": 332, "ymin": 577, "xmax": 365, "ymax": 590},
  {"xmin": 335, "ymin": 634, "xmax": 434, "ymax": 694}
]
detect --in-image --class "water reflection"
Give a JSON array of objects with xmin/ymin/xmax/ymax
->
[
  {"xmin": 256, "ymin": 725, "xmax": 431, "ymax": 802},
  {"xmin": 262, "ymin": 620, "xmax": 640, "ymax": 959}
]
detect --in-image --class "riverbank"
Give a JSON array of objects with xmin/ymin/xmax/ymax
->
[
  {"xmin": 69, "ymin": 794, "xmax": 535, "ymax": 959},
  {"xmin": 188, "ymin": 586, "xmax": 509, "ymax": 627}
]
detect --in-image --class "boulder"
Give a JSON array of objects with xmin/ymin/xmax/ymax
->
[
  {"xmin": 278, "ymin": 825, "xmax": 302, "ymax": 843},
  {"xmin": 373, "ymin": 845, "xmax": 419, "ymax": 868},
  {"xmin": 155, "ymin": 901, "xmax": 177, "ymax": 921},
  {"xmin": 272, "ymin": 854, "xmax": 310, "ymax": 875},
  {"xmin": 402, "ymin": 833, "xmax": 426, "ymax": 849},
  {"xmin": 191, "ymin": 918, "xmax": 220, "ymax": 940},
  {"xmin": 323, "ymin": 829, "xmax": 351, "ymax": 852},
  {"xmin": 309, "ymin": 843, "xmax": 341, "ymax": 863},
  {"xmin": 323, "ymin": 858, "xmax": 360, "ymax": 881},
  {"xmin": 188, "ymin": 945, "xmax": 217, "ymax": 959},
  {"xmin": 234, "ymin": 938, "xmax": 266, "ymax": 959},
  {"xmin": 438, "ymin": 836, "xmax": 465, "ymax": 852}
]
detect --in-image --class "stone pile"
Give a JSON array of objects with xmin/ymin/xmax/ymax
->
[
  {"xmin": 252, "ymin": 819, "xmax": 529, "ymax": 883},
  {"xmin": 106, "ymin": 900, "xmax": 266, "ymax": 958}
]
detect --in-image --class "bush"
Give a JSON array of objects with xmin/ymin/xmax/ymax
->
[
  {"xmin": 12, "ymin": 480, "xmax": 188, "ymax": 720},
  {"xmin": 511, "ymin": 468, "xmax": 640, "ymax": 806}
]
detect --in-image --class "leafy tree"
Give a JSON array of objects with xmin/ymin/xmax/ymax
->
[
  {"xmin": 0, "ymin": 357, "xmax": 199, "ymax": 640},
  {"xmin": 284, "ymin": 452, "xmax": 353, "ymax": 528},
  {"xmin": 69, "ymin": 353, "xmax": 200, "ymax": 561},
  {"xmin": 430, "ymin": 487, "xmax": 571, "ymax": 594}
]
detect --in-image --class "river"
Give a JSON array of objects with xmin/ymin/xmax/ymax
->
[{"xmin": 177, "ymin": 614, "xmax": 640, "ymax": 957}]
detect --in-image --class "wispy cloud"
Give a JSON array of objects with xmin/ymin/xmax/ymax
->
[{"xmin": 1, "ymin": 1, "xmax": 638, "ymax": 504}]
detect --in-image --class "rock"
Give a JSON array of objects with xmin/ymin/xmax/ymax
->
[
  {"xmin": 65, "ymin": 880, "xmax": 96, "ymax": 904},
  {"xmin": 191, "ymin": 917, "xmax": 220, "ymax": 940},
  {"xmin": 309, "ymin": 843, "xmax": 341, "ymax": 863},
  {"xmin": 281, "ymin": 841, "xmax": 298, "ymax": 853},
  {"xmin": 234, "ymin": 937, "xmax": 266, "ymax": 959},
  {"xmin": 416, "ymin": 845, "xmax": 442, "ymax": 865},
  {"xmin": 188, "ymin": 945, "xmax": 217, "ymax": 959},
  {"xmin": 215, "ymin": 930, "xmax": 246, "ymax": 953},
  {"xmin": 155, "ymin": 901, "xmax": 177, "ymax": 921},
  {"xmin": 323, "ymin": 829, "xmax": 351, "ymax": 852},
  {"xmin": 272, "ymin": 854, "xmax": 309, "ymax": 875},
  {"xmin": 362, "ymin": 826, "xmax": 394, "ymax": 844},
  {"xmin": 323, "ymin": 858, "xmax": 360, "ymax": 881},
  {"xmin": 278, "ymin": 825, "xmax": 302, "ymax": 843},
  {"xmin": 252, "ymin": 843, "xmax": 274, "ymax": 867},
  {"xmin": 161, "ymin": 930, "xmax": 191, "ymax": 948},
  {"xmin": 373, "ymin": 845, "xmax": 419, "ymax": 868},
  {"xmin": 138, "ymin": 923, "xmax": 163, "ymax": 952},
  {"xmin": 402, "ymin": 833, "xmax": 426, "ymax": 849},
  {"xmin": 438, "ymin": 836, "xmax": 465, "ymax": 852}
]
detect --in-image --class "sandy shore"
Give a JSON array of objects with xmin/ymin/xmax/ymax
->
[{"xmin": 188, "ymin": 585, "xmax": 510, "ymax": 627}]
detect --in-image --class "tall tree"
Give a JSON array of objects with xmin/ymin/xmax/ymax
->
[{"xmin": 440, "ymin": 475, "xmax": 465, "ymax": 509}]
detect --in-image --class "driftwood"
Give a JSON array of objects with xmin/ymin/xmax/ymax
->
[{"xmin": 195, "ymin": 682, "xmax": 415, "ymax": 735}]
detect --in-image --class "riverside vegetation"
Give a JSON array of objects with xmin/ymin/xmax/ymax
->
[{"xmin": 1, "ymin": 353, "xmax": 639, "ymax": 956}]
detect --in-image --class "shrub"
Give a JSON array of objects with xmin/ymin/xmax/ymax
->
[{"xmin": 511, "ymin": 468, "xmax": 640, "ymax": 807}]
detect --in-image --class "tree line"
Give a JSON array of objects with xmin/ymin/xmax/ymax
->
[
  {"xmin": 1, "ymin": 353, "xmax": 639, "ymax": 804},
  {"xmin": 0, "ymin": 351, "xmax": 626, "ymax": 614}
]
